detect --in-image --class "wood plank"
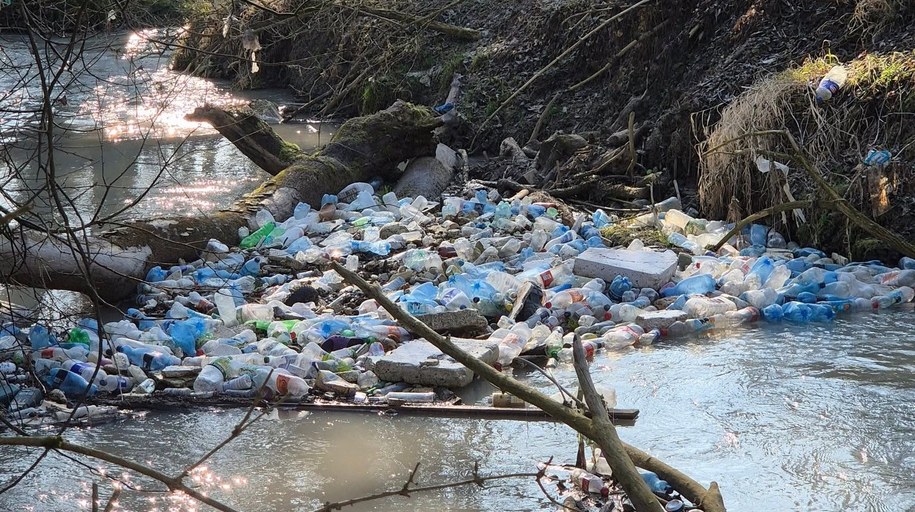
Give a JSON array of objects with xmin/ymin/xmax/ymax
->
[{"xmin": 91, "ymin": 395, "xmax": 639, "ymax": 425}]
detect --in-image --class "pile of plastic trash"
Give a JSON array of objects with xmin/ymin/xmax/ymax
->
[{"xmin": 3, "ymin": 180, "xmax": 915, "ymax": 426}]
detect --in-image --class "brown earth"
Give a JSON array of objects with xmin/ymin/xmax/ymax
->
[{"xmin": 173, "ymin": 0, "xmax": 915, "ymax": 257}]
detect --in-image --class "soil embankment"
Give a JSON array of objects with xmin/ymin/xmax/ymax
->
[{"xmin": 174, "ymin": 0, "xmax": 915, "ymax": 258}]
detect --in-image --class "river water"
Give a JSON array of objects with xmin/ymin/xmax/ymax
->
[{"xmin": 1, "ymin": 32, "xmax": 913, "ymax": 512}]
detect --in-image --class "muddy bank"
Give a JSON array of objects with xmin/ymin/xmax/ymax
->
[{"xmin": 171, "ymin": 0, "xmax": 915, "ymax": 257}]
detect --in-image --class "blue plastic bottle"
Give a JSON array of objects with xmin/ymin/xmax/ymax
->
[
  {"xmin": 746, "ymin": 256, "xmax": 774, "ymax": 285},
  {"xmin": 28, "ymin": 324, "xmax": 56, "ymax": 350},
  {"xmin": 661, "ymin": 274, "xmax": 716, "ymax": 297},
  {"xmin": 592, "ymin": 209, "xmax": 611, "ymax": 228},
  {"xmin": 46, "ymin": 367, "xmax": 97, "ymax": 397},
  {"xmin": 240, "ymin": 258, "xmax": 261, "ymax": 277},
  {"xmin": 168, "ymin": 318, "xmax": 206, "ymax": 357},
  {"xmin": 761, "ymin": 303, "xmax": 784, "ymax": 322},
  {"xmin": 808, "ymin": 303, "xmax": 836, "ymax": 322},
  {"xmin": 145, "ymin": 266, "xmax": 168, "ymax": 283},
  {"xmin": 638, "ymin": 469, "xmax": 672, "ymax": 495},
  {"xmin": 796, "ymin": 291, "xmax": 818, "ymax": 303},
  {"xmin": 782, "ymin": 302, "xmax": 812, "ymax": 323},
  {"xmin": 117, "ymin": 345, "xmax": 180, "ymax": 371},
  {"xmin": 749, "ymin": 224, "xmax": 768, "ymax": 246},
  {"xmin": 609, "ymin": 275, "xmax": 632, "ymax": 300}
]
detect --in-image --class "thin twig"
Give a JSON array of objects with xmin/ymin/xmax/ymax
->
[{"xmin": 471, "ymin": 0, "xmax": 654, "ymax": 147}]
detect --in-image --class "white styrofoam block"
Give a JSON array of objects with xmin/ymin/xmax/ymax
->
[{"xmin": 573, "ymin": 248, "xmax": 677, "ymax": 290}]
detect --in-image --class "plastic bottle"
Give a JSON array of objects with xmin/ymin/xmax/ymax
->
[
  {"xmin": 683, "ymin": 296, "xmax": 737, "ymax": 318},
  {"xmin": 601, "ymin": 324, "xmax": 644, "ymax": 350},
  {"xmin": 667, "ymin": 232, "xmax": 702, "ymax": 255},
  {"xmin": 168, "ymin": 318, "xmax": 207, "ymax": 357},
  {"xmin": 214, "ymin": 288, "xmax": 239, "ymax": 327},
  {"xmin": 239, "ymin": 222, "xmax": 275, "ymax": 249},
  {"xmin": 351, "ymin": 240, "xmax": 391, "ymax": 256},
  {"xmin": 536, "ymin": 262, "xmax": 575, "ymax": 288},
  {"xmin": 663, "ymin": 209, "xmax": 693, "ymax": 231},
  {"xmin": 782, "ymin": 301, "xmax": 812, "ymax": 323},
  {"xmin": 609, "ymin": 275, "xmax": 632, "ymax": 300},
  {"xmin": 97, "ymin": 376, "xmax": 132, "ymax": 393},
  {"xmin": 385, "ymin": 392, "xmax": 435, "ymax": 403},
  {"xmin": 67, "ymin": 327, "xmax": 91, "ymax": 347},
  {"xmin": 570, "ymin": 468, "xmax": 607, "ymax": 495},
  {"xmin": 46, "ymin": 367, "xmax": 97, "ymax": 397},
  {"xmin": 638, "ymin": 469, "xmax": 672, "ymax": 495},
  {"xmin": 815, "ymin": 65, "xmax": 848, "ymax": 103},
  {"xmin": 194, "ymin": 357, "xmax": 232, "ymax": 392},
  {"xmin": 116, "ymin": 345, "xmax": 181, "ymax": 371},
  {"xmin": 36, "ymin": 346, "xmax": 89, "ymax": 362},
  {"xmin": 661, "ymin": 274, "xmax": 716, "ymax": 297},
  {"xmin": 28, "ymin": 324, "xmax": 56, "ymax": 351},
  {"xmin": 61, "ymin": 360, "xmax": 107, "ymax": 383},
  {"xmin": 252, "ymin": 368, "xmax": 309, "ymax": 398},
  {"xmin": 741, "ymin": 287, "xmax": 779, "ymax": 309}
]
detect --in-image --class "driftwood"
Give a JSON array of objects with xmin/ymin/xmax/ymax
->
[
  {"xmin": 186, "ymin": 105, "xmax": 300, "ymax": 176},
  {"xmin": 571, "ymin": 336, "xmax": 662, "ymax": 511},
  {"xmin": 707, "ymin": 130, "xmax": 915, "ymax": 258},
  {"xmin": 1, "ymin": 102, "xmax": 442, "ymax": 301},
  {"xmin": 332, "ymin": 261, "xmax": 727, "ymax": 512}
]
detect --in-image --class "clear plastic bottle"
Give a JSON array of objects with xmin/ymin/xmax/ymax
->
[
  {"xmin": 683, "ymin": 296, "xmax": 737, "ymax": 317},
  {"xmin": 214, "ymin": 288, "xmax": 238, "ymax": 327},
  {"xmin": 61, "ymin": 360, "xmax": 107, "ymax": 383},
  {"xmin": 194, "ymin": 357, "xmax": 232, "ymax": 392},
  {"xmin": 815, "ymin": 65, "xmax": 848, "ymax": 103},
  {"xmin": 570, "ymin": 468, "xmax": 607, "ymax": 495},
  {"xmin": 661, "ymin": 274, "xmax": 716, "ymax": 297},
  {"xmin": 601, "ymin": 324, "xmax": 644, "ymax": 350}
]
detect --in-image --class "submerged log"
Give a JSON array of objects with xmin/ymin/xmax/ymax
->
[
  {"xmin": 185, "ymin": 105, "xmax": 300, "ymax": 176},
  {"xmin": 0, "ymin": 102, "xmax": 442, "ymax": 301}
]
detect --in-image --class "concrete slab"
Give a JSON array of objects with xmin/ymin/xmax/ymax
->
[
  {"xmin": 372, "ymin": 338, "xmax": 499, "ymax": 388},
  {"xmin": 573, "ymin": 248, "xmax": 678, "ymax": 290},
  {"xmin": 315, "ymin": 370, "xmax": 359, "ymax": 397},
  {"xmin": 635, "ymin": 310, "xmax": 687, "ymax": 331},
  {"xmin": 415, "ymin": 309, "xmax": 490, "ymax": 336}
]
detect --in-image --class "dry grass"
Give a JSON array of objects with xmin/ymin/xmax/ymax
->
[
  {"xmin": 698, "ymin": 51, "xmax": 915, "ymax": 256},
  {"xmin": 697, "ymin": 59, "xmax": 831, "ymax": 222},
  {"xmin": 850, "ymin": 0, "xmax": 915, "ymax": 38}
]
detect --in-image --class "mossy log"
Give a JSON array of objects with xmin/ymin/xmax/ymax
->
[{"xmin": 0, "ymin": 102, "xmax": 442, "ymax": 301}]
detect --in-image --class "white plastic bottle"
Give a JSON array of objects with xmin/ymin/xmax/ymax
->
[
  {"xmin": 214, "ymin": 288, "xmax": 238, "ymax": 327},
  {"xmin": 193, "ymin": 357, "xmax": 232, "ymax": 392}
]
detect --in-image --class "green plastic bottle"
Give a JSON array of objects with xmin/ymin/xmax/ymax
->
[
  {"xmin": 68, "ymin": 327, "xmax": 90, "ymax": 346},
  {"xmin": 240, "ymin": 222, "xmax": 275, "ymax": 249}
]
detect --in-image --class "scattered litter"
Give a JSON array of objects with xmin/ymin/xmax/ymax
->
[{"xmin": 3, "ymin": 180, "xmax": 914, "ymax": 437}]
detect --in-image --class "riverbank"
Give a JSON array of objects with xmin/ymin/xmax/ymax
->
[{"xmin": 168, "ymin": 0, "xmax": 915, "ymax": 259}]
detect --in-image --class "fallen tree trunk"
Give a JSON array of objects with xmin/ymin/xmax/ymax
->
[
  {"xmin": 185, "ymin": 105, "xmax": 301, "ymax": 176},
  {"xmin": 0, "ymin": 102, "xmax": 442, "ymax": 302}
]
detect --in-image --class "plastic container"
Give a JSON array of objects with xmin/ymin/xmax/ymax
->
[
  {"xmin": 46, "ymin": 367, "xmax": 97, "ymax": 397},
  {"xmin": 815, "ymin": 65, "xmax": 848, "ymax": 103}
]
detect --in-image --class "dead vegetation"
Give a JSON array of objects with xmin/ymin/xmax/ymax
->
[{"xmin": 698, "ymin": 51, "xmax": 915, "ymax": 258}]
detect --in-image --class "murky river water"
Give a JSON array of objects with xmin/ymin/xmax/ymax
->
[{"xmin": 1, "ymin": 32, "xmax": 913, "ymax": 512}]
